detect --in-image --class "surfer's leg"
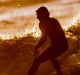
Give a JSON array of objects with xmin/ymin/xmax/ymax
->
[
  {"xmin": 50, "ymin": 58, "xmax": 63, "ymax": 75},
  {"xmin": 28, "ymin": 50, "xmax": 49, "ymax": 75}
]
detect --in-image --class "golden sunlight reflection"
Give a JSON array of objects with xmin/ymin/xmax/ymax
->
[
  {"xmin": 0, "ymin": 0, "xmax": 11, "ymax": 2},
  {"xmin": 24, "ymin": 25, "xmax": 41, "ymax": 38},
  {"xmin": 0, "ymin": 26, "xmax": 41, "ymax": 40},
  {"xmin": 63, "ymin": 14, "xmax": 80, "ymax": 31},
  {"xmin": 0, "ymin": 0, "xmax": 80, "ymax": 40},
  {"xmin": 0, "ymin": 33, "xmax": 10, "ymax": 40}
]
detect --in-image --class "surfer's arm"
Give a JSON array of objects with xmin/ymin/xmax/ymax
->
[
  {"xmin": 35, "ymin": 33, "xmax": 47, "ymax": 50},
  {"xmin": 34, "ymin": 26, "xmax": 47, "ymax": 58},
  {"xmin": 35, "ymin": 24, "xmax": 47, "ymax": 50}
]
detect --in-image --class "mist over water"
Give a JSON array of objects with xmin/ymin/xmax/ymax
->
[{"xmin": 0, "ymin": 0, "xmax": 80, "ymax": 40}]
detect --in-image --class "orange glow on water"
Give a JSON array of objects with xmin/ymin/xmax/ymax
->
[
  {"xmin": 63, "ymin": 14, "xmax": 80, "ymax": 31},
  {"xmin": 0, "ymin": 0, "xmax": 79, "ymax": 40}
]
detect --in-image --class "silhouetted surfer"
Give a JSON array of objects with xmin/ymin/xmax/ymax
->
[{"xmin": 28, "ymin": 6, "xmax": 68, "ymax": 75}]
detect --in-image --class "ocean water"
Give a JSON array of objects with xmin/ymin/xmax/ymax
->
[
  {"xmin": 0, "ymin": 0, "xmax": 80, "ymax": 40},
  {"xmin": 0, "ymin": 0, "xmax": 80, "ymax": 75}
]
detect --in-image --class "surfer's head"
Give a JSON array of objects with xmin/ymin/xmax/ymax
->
[{"xmin": 36, "ymin": 6, "xmax": 49, "ymax": 21}]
